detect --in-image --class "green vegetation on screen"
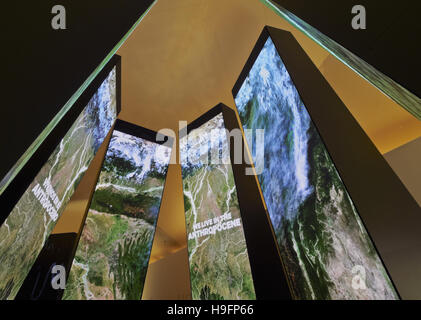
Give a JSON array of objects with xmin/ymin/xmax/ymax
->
[
  {"xmin": 234, "ymin": 37, "xmax": 398, "ymax": 300},
  {"xmin": 180, "ymin": 113, "xmax": 256, "ymax": 300},
  {"xmin": 63, "ymin": 129, "xmax": 171, "ymax": 300},
  {"xmin": 0, "ymin": 68, "xmax": 117, "ymax": 300}
]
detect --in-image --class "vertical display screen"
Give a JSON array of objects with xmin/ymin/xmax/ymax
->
[
  {"xmin": 0, "ymin": 67, "xmax": 117, "ymax": 300},
  {"xmin": 234, "ymin": 37, "xmax": 398, "ymax": 299},
  {"xmin": 63, "ymin": 128, "xmax": 171, "ymax": 300},
  {"xmin": 180, "ymin": 113, "xmax": 256, "ymax": 300}
]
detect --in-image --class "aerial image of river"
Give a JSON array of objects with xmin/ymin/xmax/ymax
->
[
  {"xmin": 234, "ymin": 37, "xmax": 398, "ymax": 300},
  {"xmin": 0, "ymin": 67, "xmax": 117, "ymax": 300},
  {"xmin": 180, "ymin": 113, "xmax": 256, "ymax": 300},
  {"xmin": 63, "ymin": 130, "xmax": 171, "ymax": 300}
]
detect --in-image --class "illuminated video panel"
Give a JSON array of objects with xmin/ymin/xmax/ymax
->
[
  {"xmin": 234, "ymin": 33, "xmax": 398, "ymax": 299},
  {"xmin": 63, "ymin": 121, "xmax": 172, "ymax": 300},
  {"xmin": 180, "ymin": 112, "xmax": 256, "ymax": 300},
  {"xmin": 0, "ymin": 59, "xmax": 119, "ymax": 300}
]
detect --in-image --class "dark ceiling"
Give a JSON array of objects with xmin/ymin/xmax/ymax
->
[
  {"xmin": 1, "ymin": 0, "xmax": 154, "ymax": 182},
  {"xmin": 271, "ymin": 0, "xmax": 421, "ymax": 99}
]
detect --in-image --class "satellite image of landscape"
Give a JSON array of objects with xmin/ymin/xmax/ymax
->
[
  {"xmin": 234, "ymin": 37, "xmax": 398, "ymax": 300},
  {"xmin": 180, "ymin": 113, "xmax": 256, "ymax": 300},
  {"xmin": 0, "ymin": 67, "xmax": 117, "ymax": 300},
  {"xmin": 63, "ymin": 129, "xmax": 171, "ymax": 300}
]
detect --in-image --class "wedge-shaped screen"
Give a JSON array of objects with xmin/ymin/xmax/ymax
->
[
  {"xmin": 234, "ymin": 36, "xmax": 398, "ymax": 299},
  {"xmin": 0, "ymin": 63, "xmax": 118, "ymax": 300},
  {"xmin": 63, "ymin": 122, "xmax": 172, "ymax": 300},
  {"xmin": 180, "ymin": 112, "xmax": 256, "ymax": 300}
]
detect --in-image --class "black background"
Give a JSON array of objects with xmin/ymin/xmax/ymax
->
[
  {"xmin": 271, "ymin": 0, "xmax": 421, "ymax": 99},
  {"xmin": 0, "ymin": 299, "xmax": 405, "ymax": 318},
  {"xmin": 1, "ymin": 0, "xmax": 153, "ymax": 182}
]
